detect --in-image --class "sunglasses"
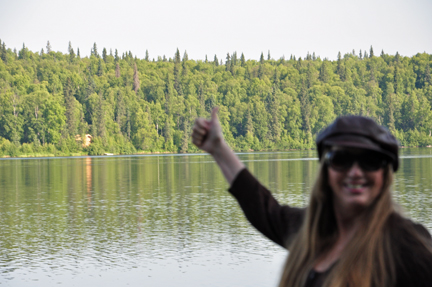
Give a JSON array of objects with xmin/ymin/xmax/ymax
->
[{"xmin": 324, "ymin": 149, "xmax": 389, "ymax": 172}]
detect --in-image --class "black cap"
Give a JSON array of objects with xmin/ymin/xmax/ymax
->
[{"xmin": 316, "ymin": 116, "xmax": 399, "ymax": 171}]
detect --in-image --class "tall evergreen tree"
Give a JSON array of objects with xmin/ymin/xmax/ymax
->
[
  {"xmin": 102, "ymin": 48, "xmax": 107, "ymax": 62},
  {"xmin": 64, "ymin": 78, "xmax": 77, "ymax": 137},
  {"xmin": 175, "ymin": 48, "xmax": 181, "ymax": 64},
  {"xmin": 46, "ymin": 41, "xmax": 52, "ymax": 53},
  {"xmin": 425, "ymin": 64, "xmax": 431, "ymax": 86},
  {"xmin": 369, "ymin": 45, "xmax": 374, "ymax": 57},
  {"xmin": 260, "ymin": 52, "xmax": 264, "ymax": 64},
  {"xmin": 133, "ymin": 63, "xmax": 140, "ymax": 94},
  {"xmin": 115, "ymin": 63, "xmax": 120, "ymax": 78},
  {"xmin": 214, "ymin": 55, "xmax": 219, "ymax": 66},
  {"xmin": 240, "ymin": 53, "xmax": 245, "ymax": 67},
  {"xmin": 97, "ymin": 59, "xmax": 103, "ymax": 76},
  {"xmin": 145, "ymin": 50, "xmax": 149, "ymax": 61},
  {"xmin": 93, "ymin": 43, "xmax": 99, "ymax": 57}
]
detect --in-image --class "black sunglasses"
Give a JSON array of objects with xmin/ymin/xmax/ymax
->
[{"xmin": 324, "ymin": 149, "xmax": 389, "ymax": 172}]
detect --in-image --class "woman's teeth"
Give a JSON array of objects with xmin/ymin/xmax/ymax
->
[{"xmin": 346, "ymin": 184, "xmax": 364, "ymax": 189}]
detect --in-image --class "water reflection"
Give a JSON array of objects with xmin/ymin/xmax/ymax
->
[{"xmin": 0, "ymin": 149, "xmax": 431, "ymax": 286}]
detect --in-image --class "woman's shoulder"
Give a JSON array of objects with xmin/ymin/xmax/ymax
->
[
  {"xmin": 387, "ymin": 212, "xmax": 431, "ymax": 240},
  {"xmin": 387, "ymin": 213, "xmax": 432, "ymax": 287}
]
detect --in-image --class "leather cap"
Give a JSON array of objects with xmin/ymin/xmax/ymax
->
[{"xmin": 316, "ymin": 116, "xmax": 399, "ymax": 171}]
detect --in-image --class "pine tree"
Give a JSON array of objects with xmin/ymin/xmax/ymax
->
[
  {"xmin": 226, "ymin": 53, "xmax": 231, "ymax": 72},
  {"xmin": 180, "ymin": 120, "xmax": 189, "ymax": 153},
  {"xmin": 240, "ymin": 53, "xmax": 245, "ymax": 67},
  {"xmin": 267, "ymin": 50, "xmax": 271, "ymax": 61},
  {"xmin": 64, "ymin": 78, "xmax": 77, "ymax": 137},
  {"xmin": 359, "ymin": 50, "xmax": 363, "ymax": 59},
  {"xmin": 260, "ymin": 52, "xmax": 264, "ymax": 64},
  {"xmin": 395, "ymin": 51, "xmax": 400, "ymax": 63},
  {"xmin": 133, "ymin": 63, "xmax": 140, "ymax": 94},
  {"xmin": 40, "ymin": 48, "xmax": 44, "ymax": 56},
  {"xmin": 369, "ymin": 45, "xmax": 374, "ymax": 57},
  {"xmin": 93, "ymin": 43, "xmax": 98, "ymax": 57},
  {"xmin": 115, "ymin": 49, "xmax": 119, "ymax": 62},
  {"xmin": 77, "ymin": 48, "xmax": 80, "ymax": 58},
  {"xmin": 175, "ymin": 48, "xmax": 181, "ymax": 64},
  {"xmin": 102, "ymin": 48, "xmax": 107, "ymax": 62},
  {"xmin": 145, "ymin": 50, "xmax": 149, "ymax": 61},
  {"xmin": 214, "ymin": 55, "xmax": 219, "ymax": 66},
  {"xmin": 69, "ymin": 42, "xmax": 75, "ymax": 62},
  {"xmin": 46, "ymin": 41, "xmax": 52, "ymax": 53},
  {"xmin": 183, "ymin": 50, "xmax": 188, "ymax": 62},
  {"xmin": 380, "ymin": 49, "xmax": 384, "ymax": 57},
  {"xmin": 319, "ymin": 60, "xmax": 329, "ymax": 83},
  {"xmin": 425, "ymin": 64, "xmax": 431, "ymax": 86},
  {"xmin": 1, "ymin": 42, "xmax": 7, "ymax": 63},
  {"xmin": 115, "ymin": 63, "xmax": 120, "ymax": 78},
  {"xmin": 97, "ymin": 59, "xmax": 103, "ymax": 76}
]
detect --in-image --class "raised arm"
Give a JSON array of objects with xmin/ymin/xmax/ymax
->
[{"xmin": 191, "ymin": 107, "xmax": 245, "ymax": 185}]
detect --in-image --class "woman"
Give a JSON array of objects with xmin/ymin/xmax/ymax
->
[{"xmin": 192, "ymin": 108, "xmax": 432, "ymax": 287}]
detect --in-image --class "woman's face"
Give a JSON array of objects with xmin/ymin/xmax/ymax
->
[{"xmin": 327, "ymin": 148, "xmax": 385, "ymax": 212}]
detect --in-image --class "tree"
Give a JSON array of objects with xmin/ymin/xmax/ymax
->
[
  {"xmin": 369, "ymin": 45, "xmax": 374, "ymax": 57},
  {"xmin": 97, "ymin": 59, "xmax": 103, "ymax": 76},
  {"xmin": 175, "ymin": 48, "xmax": 181, "ymax": 64},
  {"xmin": 115, "ymin": 63, "xmax": 120, "ymax": 78},
  {"xmin": 1, "ymin": 42, "xmax": 6, "ymax": 63},
  {"xmin": 133, "ymin": 63, "xmax": 140, "ymax": 94},
  {"xmin": 214, "ymin": 55, "xmax": 219, "ymax": 66},
  {"xmin": 145, "ymin": 50, "xmax": 149, "ymax": 61},
  {"xmin": 226, "ymin": 53, "xmax": 231, "ymax": 72},
  {"xmin": 102, "ymin": 48, "xmax": 107, "ymax": 62},
  {"xmin": 64, "ymin": 78, "xmax": 78, "ymax": 137},
  {"xmin": 92, "ymin": 42, "xmax": 98, "ymax": 57},
  {"xmin": 68, "ymin": 42, "xmax": 75, "ymax": 62},
  {"xmin": 260, "ymin": 52, "xmax": 264, "ymax": 64},
  {"xmin": 425, "ymin": 63, "xmax": 431, "ymax": 86},
  {"xmin": 240, "ymin": 53, "xmax": 245, "ymax": 67},
  {"xmin": 115, "ymin": 49, "xmax": 119, "ymax": 62},
  {"xmin": 46, "ymin": 41, "xmax": 52, "ymax": 53},
  {"xmin": 319, "ymin": 60, "xmax": 330, "ymax": 83}
]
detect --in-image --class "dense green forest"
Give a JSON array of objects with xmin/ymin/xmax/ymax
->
[{"xmin": 0, "ymin": 40, "xmax": 431, "ymax": 157}]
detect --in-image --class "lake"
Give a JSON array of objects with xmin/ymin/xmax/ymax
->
[{"xmin": 1, "ymin": 149, "xmax": 432, "ymax": 286}]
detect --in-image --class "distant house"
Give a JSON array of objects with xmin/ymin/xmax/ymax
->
[{"xmin": 75, "ymin": 134, "xmax": 92, "ymax": 147}]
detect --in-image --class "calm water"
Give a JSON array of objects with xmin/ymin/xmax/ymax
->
[{"xmin": 0, "ymin": 149, "xmax": 432, "ymax": 287}]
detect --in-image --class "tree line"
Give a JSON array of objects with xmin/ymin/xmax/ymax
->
[{"xmin": 0, "ymin": 40, "xmax": 431, "ymax": 156}]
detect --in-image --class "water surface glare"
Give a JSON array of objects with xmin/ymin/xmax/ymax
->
[{"xmin": 0, "ymin": 149, "xmax": 431, "ymax": 286}]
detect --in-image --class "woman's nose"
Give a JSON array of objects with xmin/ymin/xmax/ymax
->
[{"xmin": 347, "ymin": 162, "xmax": 364, "ymax": 176}]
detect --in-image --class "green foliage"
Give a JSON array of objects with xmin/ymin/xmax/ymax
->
[{"xmin": 0, "ymin": 41, "xmax": 432, "ymax": 158}]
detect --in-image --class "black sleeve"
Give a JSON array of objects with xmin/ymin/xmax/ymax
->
[
  {"xmin": 228, "ymin": 168, "xmax": 305, "ymax": 248},
  {"xmin": 391, "ymin": 215, "xmax": 432, "ymax": 287}
]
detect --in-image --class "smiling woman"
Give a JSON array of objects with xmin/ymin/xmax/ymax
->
[{"xmin": 192, "ymin": 109, "xmax": 432, "ymax": 287}]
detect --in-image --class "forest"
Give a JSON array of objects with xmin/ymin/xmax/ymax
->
[{"xmin": 0, "ymin": 40, "xmax": 431, "ymax": 156}]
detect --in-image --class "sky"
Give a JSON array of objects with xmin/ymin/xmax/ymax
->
[{"xmin": 0, "ymin": 0, "xmax": 431, "ymax": 61}]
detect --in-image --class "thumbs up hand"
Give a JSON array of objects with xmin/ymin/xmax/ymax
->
[{"xmin": 192, "ymin": 107, "xmax": 224, "ymax": 155}]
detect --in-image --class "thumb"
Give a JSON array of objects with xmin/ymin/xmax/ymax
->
[{"xmin": 211, "ymin": 107, "xmax": 219, "ymax": 123}]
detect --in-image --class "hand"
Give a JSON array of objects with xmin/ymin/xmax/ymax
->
[{"xmin": 192, "ymin": 107, "xmax": 224, "ymax": 154}]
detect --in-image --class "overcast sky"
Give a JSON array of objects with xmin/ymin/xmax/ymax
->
[{"xmin": 0, "ymin": 0, "xmax": 431, "ymax": 61}]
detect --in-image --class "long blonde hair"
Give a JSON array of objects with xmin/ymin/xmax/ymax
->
[{"xmin": 279, "ymin": 162, "xmax": 396, "ymax": 287}]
